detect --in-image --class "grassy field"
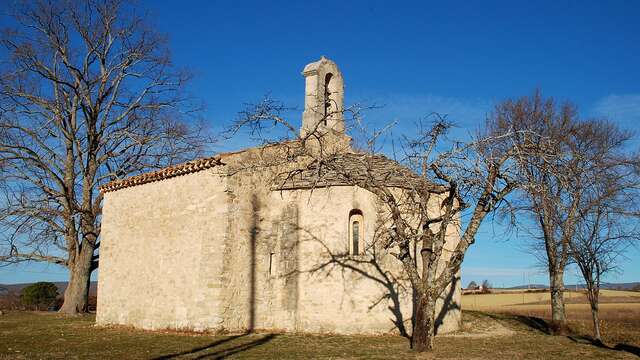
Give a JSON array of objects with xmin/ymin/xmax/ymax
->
[
  {"xmin": 0, "ymin": 290, "xmax": 638, "ymax": 359},
  {"xmin": 1, "ymin": 310, "xmax": 639, "ymax": 359}
]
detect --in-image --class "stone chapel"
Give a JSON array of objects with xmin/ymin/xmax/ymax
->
[{"xmin": 96, "ymin": 57, "xmax": 461, "ymax": 335}]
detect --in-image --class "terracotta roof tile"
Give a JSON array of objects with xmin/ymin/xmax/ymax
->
[{"xmin": 99, "ymin": 156, "xmax": 224, "ymax": 193}]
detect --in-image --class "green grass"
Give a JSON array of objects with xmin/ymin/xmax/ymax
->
[{"xmin": 0, "ymin": 311, "xmax": 638, "ymax": 359}]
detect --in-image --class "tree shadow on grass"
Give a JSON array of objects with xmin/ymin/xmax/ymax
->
[
  {"xmin": 475, "ymin": 311, "xmax": 551, "ymax": 334},
  {"xmin": 152, "ymin": 333, "xmax": 278, "ymax": 359},
  {"xmin": 505, "ymin": 314, "xmax": 551, "ymax": 334},
  {"xmin": 568, "ymin": 335, "xmax": 640, "ymax": 358},
  {"xmin": 613, "ymin": 343, "xmax": 640, "ymax": 357},
  {"xmin": 471, "ymin": 311, "xmax": 640, "ymax": 357}
]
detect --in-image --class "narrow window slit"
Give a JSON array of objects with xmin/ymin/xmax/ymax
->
[
  {"xmin": 348, "ymin": 209, "xmax": 364, "ymax": 255},
  {"xmin": 269, "ymin": 252, "xmax": 275, "ymax": 276}
]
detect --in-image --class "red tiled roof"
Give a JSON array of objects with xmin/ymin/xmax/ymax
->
[{"xmin": 99, "ymin": 156, "xmax": 224, "ymax": 193}]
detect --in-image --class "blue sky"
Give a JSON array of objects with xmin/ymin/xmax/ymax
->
[{"xmin": 1, "ymin": 0, "xmax": 640, "ymax": 286}]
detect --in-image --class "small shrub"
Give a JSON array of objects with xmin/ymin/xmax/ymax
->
[
  {"xmin": 0, "ymin": 291, "xmax": 21, "ymax": 310},
  {"xmin": 20, "ymin": 282, "xmax": 59, "ymax": 311}
]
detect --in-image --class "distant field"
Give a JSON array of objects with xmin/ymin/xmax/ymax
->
[
  {"xmin": 462, "ymin": 289, "xmax": 640, "ymax": 348},
  {"xmin": 462, "ymin": 289, "xmax": 640, "ymax": 310}
]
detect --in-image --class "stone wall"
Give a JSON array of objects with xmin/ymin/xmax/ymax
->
[
  {"xmin": 96, "ymin": 151, "xmax": 461, "ymax": 334},
  {"xmin": 96, "ymin": 170, "xmax": 228, "ymax": 331}
]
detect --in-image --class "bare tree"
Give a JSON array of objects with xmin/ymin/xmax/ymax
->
[
  {"xmin": 493, "ymin": 92, "xmax": 587, "ymax": 333},
  {"xmin": 481, "ymin": 279, "xmax": 492, "ymax": 293},
  {"xmin": 0, "ymin": 0, "xmax": 208, "ymax": 313},
  {"xmin": 226, "ymin": 95, "xmax": 525, "ymax": 352},
  {"xmin": 496, "ymin": 92, "xmax": 639, "ymax": 334},
  {"xmin": 568, "ymin": 121, "xmax": 640, "ymax": 342}
]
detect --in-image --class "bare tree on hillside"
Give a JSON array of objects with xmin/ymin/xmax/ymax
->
[
  {"xmin": 0, "ymin": 0, "xmax": 208, "ymax": 313},
  {"xmin": 226, "ymin": 97, "xmax": 537, "ymax": 352}
]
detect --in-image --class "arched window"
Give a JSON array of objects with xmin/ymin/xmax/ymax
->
[{"xmin": 349, "ymin": 209, "xmax": 364, "ymax": 255}]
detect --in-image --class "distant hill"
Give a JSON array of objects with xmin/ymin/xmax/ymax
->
[
  {"xmin": 507, "ymin": 282, "xmax": 640, "ymax": 291},
  {"xmin": 0, "ymin": 281, "xmax": 98, "ymax": 296},
  {"xmin": 592, "ymin": 282, "xmax": 640, "ymax": 290}
]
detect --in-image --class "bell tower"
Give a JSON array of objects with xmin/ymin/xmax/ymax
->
[{"xmin": 301, "ymin": 56, "xmax": 345, "ymax": 137}]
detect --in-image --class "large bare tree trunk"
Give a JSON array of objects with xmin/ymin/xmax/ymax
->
[
  {"xmin": 549, "ymin": 269, "xmax": 568, "ymax": 334},
  {"xmin": 412, "ymin": 293, "xmax": 437, "ymax": 352},
  {"xmin": 59, "ymin": 245, "xmax": 93, "ymax": 314}
]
